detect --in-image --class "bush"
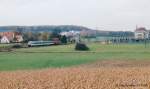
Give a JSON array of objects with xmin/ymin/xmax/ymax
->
[
  {"xmin": 12, "ymin": 44, "xmax": 22, "ymax": 48},
  {"xmin": 75, "ymin": 43, "xmax": 89, "ymax": 51}
]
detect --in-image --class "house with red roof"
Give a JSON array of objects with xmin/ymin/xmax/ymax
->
[
  {"xmin": 0, "ymin": 32, "xmax": 23, "ymax": 43},
  {"xmin": 0, "ymin": 36, "xmax": 10, "ymax": 43}
]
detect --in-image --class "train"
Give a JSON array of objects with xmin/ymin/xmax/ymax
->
[{"xmin": 28, "ymin": 40, "xmax": 61, "ymax": 47}]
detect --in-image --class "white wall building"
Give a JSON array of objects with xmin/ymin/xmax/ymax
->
[
  {"xmin": 60, "ymin": 31, "xmax": 80, "ymax": 37},
  {"xmin": 0, "ymin": 36, "xmax": 10, "ymax": 43},
  {"xmin": 135, "ymin": 27, "xmax": 149, "ymax": 39},
  {"xmin": 60, "ymin": 30, "xmax": 81, "ymax": 43}
]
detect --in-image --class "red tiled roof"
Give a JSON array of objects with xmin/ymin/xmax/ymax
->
[{"xmin": 0, "ymin": 32, "xmax": 14, "ymax": 41}]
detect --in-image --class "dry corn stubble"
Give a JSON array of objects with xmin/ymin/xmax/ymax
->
[{"xmin": 1, "ymin": 60, "xmax": 150, "ymax": 89}]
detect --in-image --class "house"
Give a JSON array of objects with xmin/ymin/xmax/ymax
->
[
  {"xmin": 14, "ymin": 32, "xmax": 23, "ymax": 42},
  {"xmin": 0, "ymin": 32, "xmax": 14, "ymax": 42},
  {"xmin": 60, "ymin": 31, "xmax": 80, "ymax": 37},
  {"xmin": 15, "ymin": 35, "xmax": 23, "ymax": 42},
  {"xmin": 0, "ymin": 32, "xmax": 23, "ymax": 43},
  {"xmin": 0, "ymin": 36, "xmax": 10, "ymax": 43},
  {"xmin": 134, "ymin": 27, "xmax": 149, "ymax": 39}
]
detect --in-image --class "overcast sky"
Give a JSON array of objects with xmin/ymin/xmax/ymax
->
[{"xmin": 0, "ymin": 0, "xmax": 150, "ymax": 31}]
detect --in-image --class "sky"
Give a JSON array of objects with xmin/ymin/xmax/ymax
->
[{"xmin": 0, "ymin": 0, "xmax": 150, "ymax": 31}]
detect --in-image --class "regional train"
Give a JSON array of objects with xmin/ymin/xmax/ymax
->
[{"xmin": 28, "ymin": 41, "xmax": 60, "ymax": 47}]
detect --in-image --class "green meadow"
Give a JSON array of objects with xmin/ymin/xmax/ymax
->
[{"xmin": 0, "ymin": 43, "xmax": 150, "ymax": 71}]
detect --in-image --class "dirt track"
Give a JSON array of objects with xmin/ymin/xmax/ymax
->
[{"xmin": 1, "ymin": 60, "xmax": 150, "ymax": 89}]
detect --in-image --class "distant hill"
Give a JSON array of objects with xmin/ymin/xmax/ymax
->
[
  {"xmin": 0, "ymin": 25, "xmax": 134, "ymax": 37},
  {"xmin": 0, "ymin": 25, "xmax": 91, "ymax": 33},
  {"xmin": 0, "ymin": 27, "xmax": 12, "ymax": 32}
]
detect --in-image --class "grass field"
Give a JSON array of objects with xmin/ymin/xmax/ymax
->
[{"xmin": 0, "ymin": 43, "xmax": 150, "ymax": 71}]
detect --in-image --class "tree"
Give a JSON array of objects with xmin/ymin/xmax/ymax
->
[
  {"xmin": 37, "ymin": 32, "xmax": 50, "ymax": 41},
  {"xmin": 61, "ymin": 35, "xmax": 67, "ymax": 44},
  {"xmin": 37, "ymin": 33, "xmax": 43, "ymax": 41},
  {"xmin": 23, "ymin": 32, "xmax": 30, "ymax": 42},
  {"xmin": 50, "ymin": 30, "xmax": 61, "ymax": 41},
  {"xmin": 23, "ymin": 32, "xmax": 38, "ymax": 42},
  {"xmin": 42, "ymin": 32, "xmax": 50, "ymax": 41}
]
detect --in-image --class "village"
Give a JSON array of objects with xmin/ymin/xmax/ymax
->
[{"xmin": 0, "ymin": 26, "xmax": 150, "ymax": 45}]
